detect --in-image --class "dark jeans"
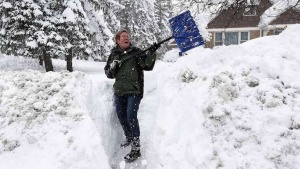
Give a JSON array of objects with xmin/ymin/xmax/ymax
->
[{"xmin": 114, "ymin": 94, "xmax": 142, "ymax": 140}]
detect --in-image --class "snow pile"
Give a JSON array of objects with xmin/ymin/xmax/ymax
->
[
  {"xmin": 0, "ymin": 70, "xmax": 110, "ymax": 169},
  {"xmin": 151, "ymin": 25, "xmax": 300, "ymax": 168},
  {"xmin": 162, "ymin": 48, "xmax": 180, "ymax": 62}
]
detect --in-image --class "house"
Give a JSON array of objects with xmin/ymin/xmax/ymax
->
[{"xmin": 206, "ymin": 0, "xmax": 300, "ymax": 48}]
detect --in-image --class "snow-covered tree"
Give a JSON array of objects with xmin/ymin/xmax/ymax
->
[
  {"xmin": 26, "ymin": 0, "xmax": 66, "ymax": 72},
  {"xmin": 1, "ymin": 0, "xmax": 178, "ymax": 66},
  {"xmin": 1, "ymin": 0, "xmax": 121, "ymax": 70},
  {"xmin": 154, "ymin": 0, "xmax": 172, "ymax": 58},
  {"xmin": 58, "ymin": 0, "xmax": 92, "ymax": 71},
  {"xmin": 84, "ymin": 0, "xmax": 116, "ymax": 61},
  {"xmin": 117, "ymin": 0, "xmax": 159, "ymax": 49},
  {"xmin": 100, "ymin": 0, "xmax": 124, "ymax": 34},
  {"xmin": 0, "ymin": 1, "xmax": 13, "ymax": 54},
  {"xmin": 116, "ymin": 0, "xmax": 130, "ymax": 31},
  {"xmin": 0, "ymin": 0, "xmax": 41, "ymax": 57}
]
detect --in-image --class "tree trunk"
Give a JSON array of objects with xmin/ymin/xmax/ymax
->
[
  {"xmin": 39, "ymin": 55, "xmax": 43, "ymax": 66},
  {"xmin": 43, "ymin": 49, "xmax": 54, "ymax": 72},
  {"xmin": 66, "ymin": 48, "xmax": 73, "ymax": 72}
]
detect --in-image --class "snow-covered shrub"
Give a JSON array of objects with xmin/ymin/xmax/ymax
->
[
  {"xmin": 245, "ymin": 76, "xmax": 259, "ymax": 87},
  {"xmin": 179, "ymin": 68, "xmax": 198, "ymax": 83},
  {"xmin": 290, "ymin": 115, "xmax": 300, "ymax": 130},
  {"xmin": 253, "ymin": 81, "xmax": 292, "ymax": 108},
  {"xmin": 210, "ymin": 71, "xmax": 238, "ymax": 101},
  {"xmin": 202, "ymin": 102, "xmax": 231, "ymax": 126},
  {"xmin": 255, "ymin": 90, "xmax": 266, "ymax": 104},
  {"xmin": 2, "ymin": 139, "xmax": 20, "ymax": 151}
]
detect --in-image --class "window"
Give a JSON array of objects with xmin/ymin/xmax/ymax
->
[
  {"xmin": 240, "ymin": 32, "xmax": 249, "ymax": 43},
  {"xmin": 244, "ymin": 6, "xmax": 257, "ymax": 16},
  {"xmin": 225, "ymin": 32, "xmax": 238, "ymax": 45},
  {"xmin": 215, "ymin": 32, "xmax": 223, "ymax": 46},
  {"xmin": 214, "ymin": 32, "xmax": 249, "ymax": 46}
]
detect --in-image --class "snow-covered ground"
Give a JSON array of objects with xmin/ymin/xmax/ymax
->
[{"xmin": 1, "ymin": 24, "xmax": 300, "ymax": 169}]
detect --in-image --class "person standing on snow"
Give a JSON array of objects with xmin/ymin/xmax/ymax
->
[{"xmin": 104, "ymin": 29, "xmax": 160, "ymax": 161}]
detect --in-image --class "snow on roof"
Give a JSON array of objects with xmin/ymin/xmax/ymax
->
[{"xmin": 259, "ymin": 0, "xmax": 299, "ymax": 30}]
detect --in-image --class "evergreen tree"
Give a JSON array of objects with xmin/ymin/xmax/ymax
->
[
  {"xmin": 0, "ymin": 0, "xmax": 13, "ymax": 54},
  {"xmin": 100, "ymin": 0, "xmax": 123, "ymax": 34},
  {"xmin": 84, "ymin": 0, "xmax": 115, "ymax": 61},
  {"xmin": 154, "ymin": 0, "xmax": 172, "ymax": 58},
  {"xmin": 0, "ymin": 0, "xmax": 41, "ymax": 57},
  {"xmin": 58, "ymin": 0, "xmax": 92, "ymax": 71},
  {"xmin": 1, "ymin": 0, "xmax": 121, "ymax": 69},
  {"xmin": 116, "ymin": 0, "xmax": 131, "ymax": 34},
  {"xmin": 1, "ymin": 0, "xmax": 165, "ymax": 66},
  {"xmin": 117, "ymin": 0, "xmax": 159, "ymax": 49},
  {"xmin": 26, "ymin": 0, "xmax": 65, "ymax": 71}
]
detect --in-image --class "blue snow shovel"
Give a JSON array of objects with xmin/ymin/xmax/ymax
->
[
  {"xmin": 169, "ymin": 10, "xmax": 204, "ymax": 53},
  {"xmin": 119, "ymin": 10, "xmax": 204, "ymax": 66}
]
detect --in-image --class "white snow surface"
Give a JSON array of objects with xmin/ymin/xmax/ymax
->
[{"xmin": 0, "ymin": 24, "xmax": 300, "ymax": 169}]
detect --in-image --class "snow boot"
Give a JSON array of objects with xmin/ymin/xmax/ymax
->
[
  {"xmin": 121, "ymin": 137, "xmax": 132, "ymax": 147},
  {"xmin": 124, "ymin": 137, "xmax": 141, "ymax": 161},
  {"xmin": 124, "ymin": 149, "xmax": 141, "ymax": 162}
]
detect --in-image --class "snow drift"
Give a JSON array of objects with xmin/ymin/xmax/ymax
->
[
  {"xmin": 0, "ymin": 71, "xmax": 110, "ymax": 169},
  {"xmin": 150, "ymin": 25, "xmax": 300, "ymax": 168}
]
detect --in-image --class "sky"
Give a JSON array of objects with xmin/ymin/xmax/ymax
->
[{"xmin": 0, "ymin": 24, "xmax": 300, "ymax": 169}]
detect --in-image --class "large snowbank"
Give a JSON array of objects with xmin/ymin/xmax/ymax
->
[
  {"xmin": 0, "ymin": 70, "xmax": 110, "ymax": 169},
  {"xmin": 151, "ymin": 25, "xmax": 300, "ymax": 168}
]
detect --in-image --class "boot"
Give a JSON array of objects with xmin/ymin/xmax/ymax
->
[
  {"xmin": 124, "ymin": 137, "xmax": 141, "ymax": 161},
  {"xmin": 124, "ymin": 149, "xmax": 141, "ymax": 161},
  {"xmin": 121, "ymin": 137, "xmax": 132, "ymax": 147}
]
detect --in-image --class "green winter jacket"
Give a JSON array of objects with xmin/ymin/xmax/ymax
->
[{"xmin": 104, "ymin": 45, "xmax": 156, "ymax": 97}]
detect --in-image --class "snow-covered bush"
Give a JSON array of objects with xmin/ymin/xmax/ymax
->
[
  {"xmin": 179, "ymin": 68, "xmax": 198, "ymax": 83},
  {"xmin": 245, "ymin": 76, "xmax": 259, "ymax": 87},
  {"xmin": 210, "ymin": 71, "xmax": 238, "ymax": 101}
]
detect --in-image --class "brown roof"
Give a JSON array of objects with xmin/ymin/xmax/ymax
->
[
  {"xmin": 207, "ymin": 0, "xmax": 273, "ymax": 28},
  {"xmin": 270, "ymin": 8, "xmax": 300, "ymax": 25}
]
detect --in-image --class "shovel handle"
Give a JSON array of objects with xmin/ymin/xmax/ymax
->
[{"xmin": 119, "ymin": 36, "xmax": 174, "ymax": 65}]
